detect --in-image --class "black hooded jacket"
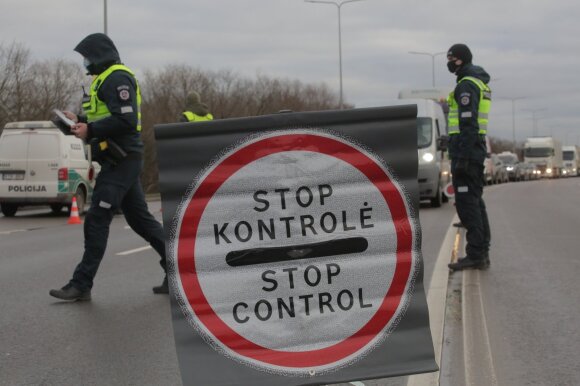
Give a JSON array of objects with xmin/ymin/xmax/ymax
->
[
  {"xmin": 449, "ymin": 63, "xmax": 491, "ymax": 163},
  {"xmin": 74, "ymin": 33, "xmax": 143, "ymax": 155}
]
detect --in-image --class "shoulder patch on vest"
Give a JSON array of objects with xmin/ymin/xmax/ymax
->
[{"xmin": 118, "ymin": 89, "xmax": 130, "ymax": 101}]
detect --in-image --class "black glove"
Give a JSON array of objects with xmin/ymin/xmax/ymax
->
[{"xmin": 453, "ymin": 158, "xmax": 469, "ymax": 178}]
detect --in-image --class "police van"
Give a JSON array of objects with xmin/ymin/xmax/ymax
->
[{"xmin": 0, "ymin": 121, "xmax": 97, "ymax": 217}]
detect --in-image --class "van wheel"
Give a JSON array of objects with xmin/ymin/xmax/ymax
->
[
  {"xmin": 50, "ymin": 204, "xmax": 64, "ymax": 214},
  {"xmin": 430, "ymin": 184, "xmax": 442, "ymax": 208},
  {"xmin": 1, "ymin": 203, "xmax": 18, "ymax": 217}
]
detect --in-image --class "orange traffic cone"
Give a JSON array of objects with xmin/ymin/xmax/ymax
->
[{"xmin": 68, "ymin": 197, "xmax": 83, "ymax": 225}]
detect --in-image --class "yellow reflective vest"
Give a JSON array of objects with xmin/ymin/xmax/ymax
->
[
  {"xmin": 183, "ymin": 111, "xmax": 213, "ymax": 122},
  {"xmin": 82, "ymin": 64, "xmax": 142, "ymax": 131},
  {"xmin": 447, "ymin": 76, "xmax": 491, "ymax": 135}
]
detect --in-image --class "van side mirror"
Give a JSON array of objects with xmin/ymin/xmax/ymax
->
[{"xmin": 437, "ymin": 135, "xmax": 449, "ymax": 151}]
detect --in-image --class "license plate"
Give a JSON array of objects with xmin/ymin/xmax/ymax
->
[{"xmin": 2, "ymin": 173, "xmax": 25, "ymax": 180}]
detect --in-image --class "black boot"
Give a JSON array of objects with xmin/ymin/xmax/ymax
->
[
  {"xmin": 49, "ymin": 284, "xmax": 91, "ymax": 301},
  {"xmin": 448, "ymin": 256, "xmax": 486, "ymax": 271},
  {"xmin": 152, "ymin": 276, "xmax": 169, "ymax": 294},
  {"xmin": 457, "ymin": 253, "xmax": 491, "ymax": 269}
]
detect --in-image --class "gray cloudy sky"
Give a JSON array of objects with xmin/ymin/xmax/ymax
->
[{"xmin": 3, "ymin": 0, "xmax": 580, "ymax": 144}]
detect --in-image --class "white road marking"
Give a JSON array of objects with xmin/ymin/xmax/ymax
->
[
  {"xmin": 463, "ymin": 270, "xmax": 498, "ymax": 386},
  {"xmin": 349, "ymin": 382, "xmax": 366, "ymax": 386},
  {"xmin": 116, "ymin": 245, "xmax": 152, "ymax": 256},
  {"xmin": 0, "ymin": 229, "xmax": 27, "ymax": 235},
  {"xmin": 406, "ymin": 215, "xmax": 458, "ymax": 386}
]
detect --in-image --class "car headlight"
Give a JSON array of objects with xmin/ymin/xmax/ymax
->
[
  {"xmin": 422, "ymin": 152, "xmax": 434, "ymax": 163},
  {"xmin": 506, "ymin": 166, "xmax": 514, "ymax": 171},
  {"xmin": 546, "ymin": 168, "xmax": 552, "ymax": 174}
]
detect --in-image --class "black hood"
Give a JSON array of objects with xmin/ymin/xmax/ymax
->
[
  {"xmin": 456, "ymin": 63, "xmax": 491, "ymax": 84},
  {"xmin": 74, "ymin": 33, "xmax": 121, "ymax": 75}
]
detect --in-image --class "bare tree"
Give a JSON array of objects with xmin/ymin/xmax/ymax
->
[
  {"xmin": 138, "ymin": 65, "xmax": 341, "ymax": 193},
  {"xmin": 0, "ymin": 42, "xmax": 85, "ymax": 133},
  {"xmin": 0, "ymin": 42, "xmax": 32, "ymax": 128},
  {"xmin": 28, "ymin": 59, "xmax": 85, "ymax": 118}
]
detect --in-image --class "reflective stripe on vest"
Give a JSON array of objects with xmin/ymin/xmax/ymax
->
[
  {"xmin": 82, "ymin": 64, "xmax": 142, "ymax": 131},
  {"xmin": 447, "ymin": 76, "xmax": 491, "ymax": 135},
  {"xmin": 183, "ymin": 111, "xmax": 213, "ymax": 122}
]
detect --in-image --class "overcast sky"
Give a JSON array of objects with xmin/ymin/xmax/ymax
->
[{"xmin": 3, "ymin": 0, "xmax": 580, "ymax": 145}]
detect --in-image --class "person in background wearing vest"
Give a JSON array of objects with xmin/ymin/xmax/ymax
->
[
  {"xmin": 445, "ymin": 43, "xmax": 492, "ymax": 271},
  {"xmin": 180, "ymin": 91, "xmax": 213, "ymax": 122},
  {"xmin": 50, "ymin": 33, "xmax": 169, "ymax": 301}
]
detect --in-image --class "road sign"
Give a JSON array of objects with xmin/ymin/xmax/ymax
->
[{"xmin": 171, "ymin": 129, "xmax": 418, "ymax": 375}]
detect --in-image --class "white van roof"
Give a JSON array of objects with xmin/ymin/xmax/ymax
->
[
  {"xmin": 398, "ymin": 88, "xmax": 449, "ymax": 101},
  {"xmin": 3, "ymin": 121, "xmax": 58, "ymax": 130},
  {"xmin": 384, "ymin": 98, "xmax": 442, "ymax": 117}
]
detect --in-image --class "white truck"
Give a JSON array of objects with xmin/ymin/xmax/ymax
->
[
  {"xmin": 523, "ymin": 136, "xmax": 563, "ymax": 178},
  {"xmin": 0, "ymin": 121, "xmax": 97, "ymax": 217},
  {"xmin": 562, "ymin": 145, "xmax": 580, "ymax": 177},
  {"xmin": 392, "ymin": 94, "xmax": 451, "ymax": 207}
]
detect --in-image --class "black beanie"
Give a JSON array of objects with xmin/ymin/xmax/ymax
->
[{"xmin": 447, "ymin": 43, "xmax": 472, "ymax": 64}]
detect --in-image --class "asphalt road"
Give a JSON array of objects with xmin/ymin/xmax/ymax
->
[
  {"xmin": 0, "ymin": 197, "xmax": 456, "ymax": 386},
  {"xmin": 478, "ymin": 177, "xmax": 580, "ymax": 386}
]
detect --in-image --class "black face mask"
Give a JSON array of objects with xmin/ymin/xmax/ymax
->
[{"xmin": 447, "ymin": 60, "xmax": 460, "ymax": 73}]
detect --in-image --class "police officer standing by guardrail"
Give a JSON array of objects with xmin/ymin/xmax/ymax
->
[
  {"xmin": 445, "ymin": 43, "xmax": 491, "ymax": 271},
  {"xmin": 49, "ymin": 33, "xmax": 168, "ymax": 301}
]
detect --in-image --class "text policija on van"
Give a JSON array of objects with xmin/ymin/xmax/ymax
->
[{"xmin": 212, "ymin": 183, "xmax": 376, "ymax": 324}]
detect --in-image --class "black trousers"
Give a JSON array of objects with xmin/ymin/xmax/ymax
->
[
  {"xmin": 70, "ymin": 158, "xmax": 166, "ymax": 291},
  {"xmin": 451, "ymin": 160, "xmax": 490, "ymax": 260}
]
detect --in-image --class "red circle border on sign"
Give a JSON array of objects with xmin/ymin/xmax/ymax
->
[{"xmin": 176, "ymin": 132, "xmax": 414, "ymax": 368}]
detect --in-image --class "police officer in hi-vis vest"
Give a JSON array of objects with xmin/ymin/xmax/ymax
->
[
  {"xmin": 180, "ymin": 91, "xmax": 213, "ymax": 122},
  {"xmin": 50, "ymin": 33, "xmax": 168, "ymax": 301},
  {"xmin": 445, "ymin": 43, "xmax": 492, "ymax": 271}
]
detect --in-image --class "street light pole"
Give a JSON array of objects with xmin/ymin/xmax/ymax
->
[
  {"xmin": 305, "ymin": 0, "xmax": 365, "ymax": 109},
  {"xmin": 523, "ymin": 108, "xmax": 547, "ymax": 136},
  {"xmin": 104, "ymin": 0, "xmax": 108, "ymax": 35},
  {"xmin": 408, "ymin": 51, "xmax": 446, "ymax": 87},
  {"xmin": 498, "ymin": 97, "xmax": 526, "ymax": 153}
]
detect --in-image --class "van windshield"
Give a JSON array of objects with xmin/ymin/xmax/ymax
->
[
  {"xmin": 417, "ymin": 118, "xmax": 432, "ymax": 149},
  {"xmin": 498, "ymin": 155, "xmax": 517, "ymax": 164},
  {"xmin": 525, "ymin": 147, "xmax": 553, "ymax": 157},
  {"xmin": 563, "ymin": 151, "xmax": 575, "ymax": 161}
]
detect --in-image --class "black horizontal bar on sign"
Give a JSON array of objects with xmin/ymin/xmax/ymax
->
[{"xmin": 225, "ymin": 237, "xmax": 368, "ymax": 267}]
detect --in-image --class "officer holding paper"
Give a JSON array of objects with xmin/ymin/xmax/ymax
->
[{"xmin": 50, "ymin": 33, "xmax": 168, "ymax": 301}]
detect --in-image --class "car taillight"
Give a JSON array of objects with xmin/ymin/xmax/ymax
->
[
  {"xmin": 88, "ymin": 166, "xmax": 95, "ymax": 181},
  {"xmin": 58, "ymin": 168, "xmax": 68, "ymax": 180}
]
